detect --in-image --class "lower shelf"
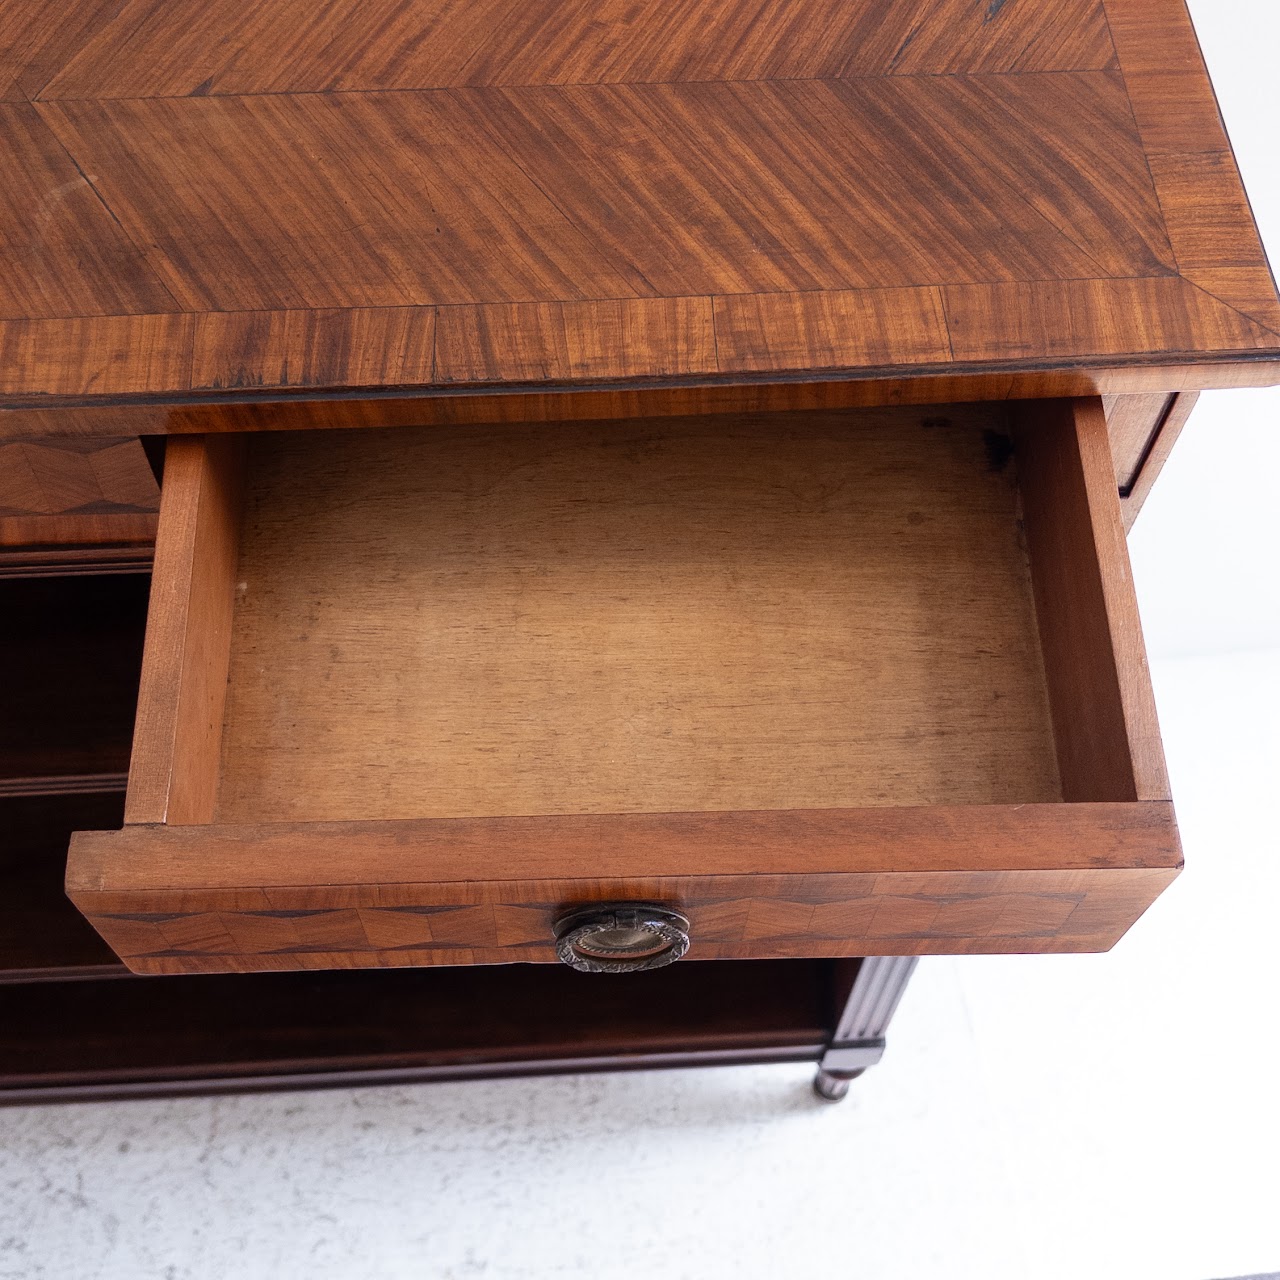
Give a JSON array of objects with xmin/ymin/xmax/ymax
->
[
  {"xmin": 0, "ymin": 574, "xmax": 149, "ymax": 796},
  {"xmin": 0, "ymin": 792, "xmax": 127, "ymax": 981},
  {"xmin": 0, "ymin": 958, "xmax": 844, "ymax": 1105}
]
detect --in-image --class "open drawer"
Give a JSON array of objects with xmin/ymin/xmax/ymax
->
[{"xmin": 66, "ymin": 397, "xmax": 1180, "ymax": 975}]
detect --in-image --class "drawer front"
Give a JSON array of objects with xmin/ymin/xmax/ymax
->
[
  {"xmin": 67, "ymin": 805, "xmax": 1180, "ymax": 974},
  {"xmin": 66, "ymin": 396, "xmax": 1181, "ymax": 974}
]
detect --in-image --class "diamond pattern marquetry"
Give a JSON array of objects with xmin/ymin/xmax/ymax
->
[
  {"xmin": 66, "ymin": 797, "xmax": 1184, "ymax": 975},
  {"xmin": 0, "ymin": 436, "xmax": 158, "ymax": 552},
  {"xmin": 0, "ymin": 437, "xmax": 157, "ymax": 517},
  {"xmin": 83, "ymin": 869, "xmax": 1178, "ymax": 976}
]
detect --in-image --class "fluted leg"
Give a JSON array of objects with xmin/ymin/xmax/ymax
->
[{"xmin": 813, "ymin": 956, "xmax": 918, "ymax": 1102}]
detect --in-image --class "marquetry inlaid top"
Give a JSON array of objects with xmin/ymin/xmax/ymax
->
[{"xmin": 1, "ymin": 0, "xmax": 1278, "ymax": 408}]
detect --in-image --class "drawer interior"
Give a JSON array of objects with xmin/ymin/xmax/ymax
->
[
  {"xmin": 68, "ymin": 397, "xmax": 1178, "ymax": 974},
  {"xmin": 215, "ymin": 407, "xmax": 1061, "ymax": 824}
]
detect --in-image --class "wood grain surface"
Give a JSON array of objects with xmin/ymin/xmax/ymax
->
[
  {"xmin": 0, "ymin": 364, "xmax": 1247, "ymax": 444},
  {"xmin": 66, "ymin": 803, "xmax": 1181, "ymax": 972},
  {"xmin": 0, "ymin": 959, "xmax": 837, "ymax": 1100},
  {"xmin": 1121, "ymin": 389, "xmax": 1200, "ymax": 527},
  {"xmin": 124, "ymin": 435, "xmax": 243, "ymax": 825},
  {"xmin": 0, "ymin": 0, "xmax": 1275, "ymax": 422},
  {"xmin": 64, "ymin": 396, "xmax": 1183, "ymax": 972},
  {"xmin": 1100, "ymin": 388, "xmax": 1201, "ymax": 529},
  {"xmin": 214, "ymin": 407, "xmax": 1061, "ymax": 823},
  {"xmin": 0, "ymin": 435, "xmax": 158, "ymax": 554},
  {"xmin": 1014, "ymin": 398, "xmax": 1169, "ymax": 802},
  {"xmin": 1103, "ymin": 393, "xmax": 1176, "ymax": 492}
]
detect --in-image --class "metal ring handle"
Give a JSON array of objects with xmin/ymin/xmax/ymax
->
[{"xmin": 553, "ymin": 904, "xmax": 690, "ymax": 974}]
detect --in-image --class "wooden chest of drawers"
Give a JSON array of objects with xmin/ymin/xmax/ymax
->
[{"xmin": 1, "ymin": 0, "xmax": 1276, "ymax": 1096}]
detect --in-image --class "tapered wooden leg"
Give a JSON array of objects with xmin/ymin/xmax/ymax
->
[{"xmin": 814, "ymin": 956, "xmax": 918, "ymax": 1102}]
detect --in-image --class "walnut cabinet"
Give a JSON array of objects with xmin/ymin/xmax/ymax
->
[{"xmin": 2, "ymin": 0, "xmax": 1278, "ymax": 1099}]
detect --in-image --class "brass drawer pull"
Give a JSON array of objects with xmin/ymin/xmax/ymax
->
[{"xmin": 554, "ymin": 905, "xmax": 690, "ymax": 974}]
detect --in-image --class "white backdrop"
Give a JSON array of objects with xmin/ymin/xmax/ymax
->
[{"xmin": 1129, "ymin": 0, "xmax": 1280, "ymax": 660}]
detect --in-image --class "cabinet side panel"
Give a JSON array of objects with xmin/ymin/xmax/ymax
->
[
  {"xmin": 1122, "ymin": 390, "xmax": 1197, "ymax": 530},
  {"xmin": 1103, "ymin": 391, "xmax": 1173, "ymax": 490}
]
